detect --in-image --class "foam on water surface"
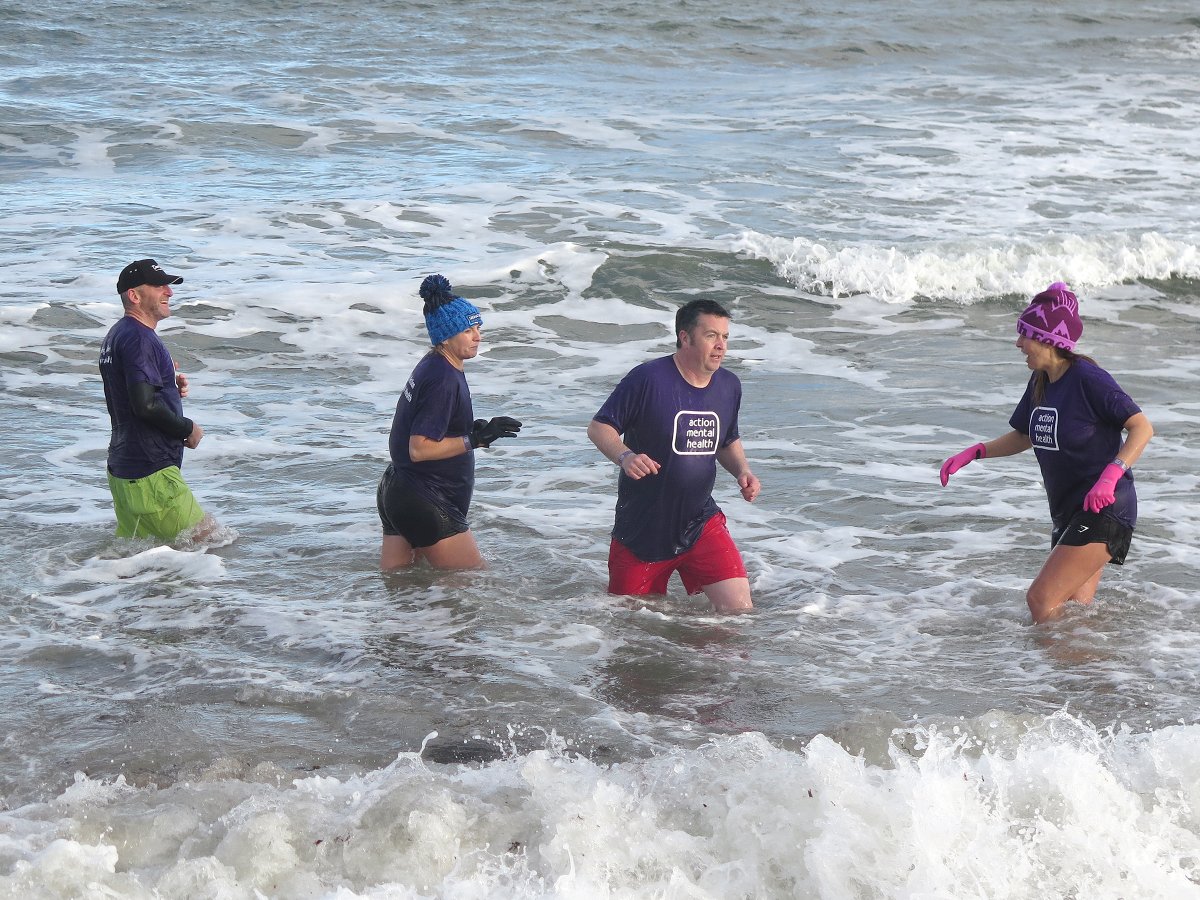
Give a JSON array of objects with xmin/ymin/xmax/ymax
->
[
  {"xmin": 3, "ymin": 0, "xmax": 1200, "ymax": 895},
  {"xmin": 2, "ymin": 714, "xmax": 1200, "ymax": 898}
]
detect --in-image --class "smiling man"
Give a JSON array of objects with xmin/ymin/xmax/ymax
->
[
  {"xmin": 99, "ymin": 259, "xmax": 218, "ymax": 543},
  {"xmin": 587, "ymin": 298, "xmax": 760, "ymax": 613}
]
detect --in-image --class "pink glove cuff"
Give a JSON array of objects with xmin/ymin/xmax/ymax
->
[{"xmin": 939, "ymin": 442, "xmax": 987, "ymax": 486}]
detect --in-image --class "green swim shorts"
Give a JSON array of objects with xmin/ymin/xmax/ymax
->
[{"xmin": 107, "ymin": 466, "xmax": 205, "ymax": 542}]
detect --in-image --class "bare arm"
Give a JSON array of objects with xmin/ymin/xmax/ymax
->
[
  {"xmin": 587, "ymin": 419, "xmax": 660, "ymax": 480},
  {"xmin": 409, "ymin": 433, "xmax": 470, "ymax": 462},
  {"xmin": 982, "ymin": 430, "xmax": 1033, "ymax": 458},
  {"xmin": 1116, "ymin": 412, "xmax": 1153, "ymax": 468},
  {"xmin": 716, "ymin": 438, "xmax": 760, "ymax": 502}
]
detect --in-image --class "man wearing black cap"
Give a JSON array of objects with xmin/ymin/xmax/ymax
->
[{"xmin": 99, "ymin": 259, "xmax": 217, "ymax": 542}]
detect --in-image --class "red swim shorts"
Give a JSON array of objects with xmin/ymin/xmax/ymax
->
[{"xmin": 607, "ymin": 511, "xmax": 747, "ymax": 596}]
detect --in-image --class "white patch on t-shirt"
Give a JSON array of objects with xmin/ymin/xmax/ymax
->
[
  {"xmin": 673, "ymin": 410, "xmax": 720, "ymax": 455},
  {"xmin": 1030, "ymin": 405, "xmax": 1060, "ymax": 450}
]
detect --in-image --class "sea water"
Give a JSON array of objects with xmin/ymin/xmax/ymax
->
[{"xmin": 2, "ymin": 0, "xmax": 1200, "ymax": 896}]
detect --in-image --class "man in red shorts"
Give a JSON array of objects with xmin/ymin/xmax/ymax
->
[{"xmin": 587, "ymin": 299, "xmax": 760, "ymax": 613}]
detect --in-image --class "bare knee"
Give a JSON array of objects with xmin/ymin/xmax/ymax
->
[
  {"xmin": 704, "ymin": 578, "xmax": 754, "ymax": 615},
  {"xmin": 1025, "ymin": 586, "xmax": 1062, "ymax": 624}
]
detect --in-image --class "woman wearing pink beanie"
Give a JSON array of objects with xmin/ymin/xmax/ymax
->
[{"xmin": 939, "ymin": 283, "xmax": 1154, "ymax": 623}]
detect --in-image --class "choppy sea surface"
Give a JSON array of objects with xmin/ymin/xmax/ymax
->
[{"xmin": 2, "ymin": 0, "xmax": 1200, "ymax": 896}]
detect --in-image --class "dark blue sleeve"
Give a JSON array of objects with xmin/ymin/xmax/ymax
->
[
  {"xmin": 121, "ymin": 326, "xmax": 190, "ymax": 437},
  {"xmin": 121, "ymin": 326, "xmax": 173, "ymax": 390},
  {"xmin": 1082, "ymin": 364, "xmax": 1141, "ymax": 427},
  {"xmin": 409, "ymin": 368, "xmax": 462, "ymax": 441},
  {"xmin": 593, "ymin": 367, "xmax": 646, "ymax": 434},
  {"xmin": 721, "ymin": 375, "xmax": 742, "ymax": 447}
]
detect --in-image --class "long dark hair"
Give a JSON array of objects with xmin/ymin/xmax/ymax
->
[{"xmin": 1030, "ymin": 347, "xmax": 1096, "ymax": 404}]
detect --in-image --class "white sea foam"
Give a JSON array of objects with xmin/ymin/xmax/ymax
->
[
  {"xmin": 3, "ymin": 3, "xmax": 1200, "ymax": 896},
  {"xmin": 736, "ymin": 230, "xmax": 1200, "ymax": 304},
  {"xmin": 1, "ymin": 715, "xmax": 1198, "ymax": 898}
]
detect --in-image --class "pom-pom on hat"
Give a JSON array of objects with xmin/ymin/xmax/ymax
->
[
  {"xmin": 1016, "ymin": 281, "xmax": 1082, "ymax": 351},
  {"xmin": 420, "ymin": 274, "xmax": 482, "ymax": 346}
]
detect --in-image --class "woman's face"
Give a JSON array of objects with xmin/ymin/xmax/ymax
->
[
  {"xmin": 1015, "ymin": 333, "xmax": 1061, "ymax": 372},
  {"xmin": 442, "ymin": 325, "xmax": 482, "ymax": 363}
]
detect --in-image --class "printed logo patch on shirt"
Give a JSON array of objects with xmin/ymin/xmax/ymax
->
[
  {"xmin": 673, "ymin": 410, "xmax": 720, "ymax": 455},
  {"xmin": 1030, "ymin": 405, "xmax": 1060, "ymax": 451}
]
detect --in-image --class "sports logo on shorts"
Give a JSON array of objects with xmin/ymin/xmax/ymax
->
[{"xmin": 673, "ymin": 410, "xmax": 720, "ymax": 455}]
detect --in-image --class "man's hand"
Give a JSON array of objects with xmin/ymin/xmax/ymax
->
[
  {"xmin": 184, "ymin": 423, "xmax": 204, "ymax": 449},
  {"xmin": 174, "ymin": 364, "xmax": 189, "ymax": 398},
  {"xmin": 737, "ymin": 471, "xmax": 760, "ymax": 502},
  {"xmin": 619, "ymin": 451, "xmax": 661, "ymax": 480}
]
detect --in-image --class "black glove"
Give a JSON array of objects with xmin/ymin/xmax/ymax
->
[{"xmin": 469, "ymin": 416, "xmax": 522, "ymax": 449}]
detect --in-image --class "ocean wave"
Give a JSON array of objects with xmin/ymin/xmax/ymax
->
[
  {"xmin": 736, "ymin": 230, "xmax": 1200, "ymax": 304},
  {"xmin": 2, "ymin": 711, "xmax": 1197, "ymax": 898}
]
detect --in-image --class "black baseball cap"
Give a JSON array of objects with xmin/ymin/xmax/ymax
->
[{"xmin": 116, "ymin": 259, "xmax": 184, "ymax": 294}]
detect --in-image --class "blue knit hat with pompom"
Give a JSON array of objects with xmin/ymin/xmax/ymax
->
[{"xmin": 420, "ymin": 274, "xmax": 482, "ymax": 346}]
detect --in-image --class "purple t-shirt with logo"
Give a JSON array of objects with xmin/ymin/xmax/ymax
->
[
  {"xmin": 593, "ymin": 355, "xmax": 742, "ymax": 562},
  {"xmin": 99, "ymin": 316, "xmax": 186, "ymax": 479},
  {"xmin": 1009, "ymin": 359, "xmax": 1141, "ymax": 529},
  {"xmin": 388, "ymin": 351, "xmax": 476, "ymax": 525}
]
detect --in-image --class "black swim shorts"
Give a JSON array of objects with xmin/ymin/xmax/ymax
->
[
  {"xmin": 1051, "ymin": 510, "xmax": 1133, "ymax": 565},
  {"xmin": 376, "ymin": 464, "xmax": 469, "ymax": 549}
]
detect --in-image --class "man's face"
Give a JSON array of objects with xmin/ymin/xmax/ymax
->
[
  {"xmin": 679, "ymin": 313, "xmax": 729, "ymax": 374},
  {"xmin": 130, "ymin": 282, "xmax": 174, "ymax": 322}
]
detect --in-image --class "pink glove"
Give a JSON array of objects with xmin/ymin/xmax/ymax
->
[
  {"xmin": 940, "ymin": 442, "xmax": 986, "ymax": 486},
  {"xmin": 1083, "ymin": 463, "xmax": 1125, "ymax": 513}
]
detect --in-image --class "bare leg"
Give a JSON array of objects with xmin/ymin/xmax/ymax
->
[
  {"xmin": 703, "ymin": 577, "xmax": 753, "ymax": 615},
  {"xmin": 1071, "ymin": 566, "xmax": 1105, "ymax": 605},
  {"xmin": 416, "ymin": 530, "xmax": 485, "ymax": 570},
  {"xmin": 1026, "ymin": 543, "xmax": 1111, "ymax": 624},
  {"xmin": 174, "ymin": 513, "xmax": 223, "ymax": 548},
  {"xmin": 381, "ymin": 533, "xmax": 416, "ymax": 571}
]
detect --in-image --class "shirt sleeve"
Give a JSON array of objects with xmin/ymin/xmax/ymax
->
[
  {"xmin": 120, "ymin": 327, "xmax": 170, "ymax": 389},
  {"xmin": 721, "ymin": 374, "xmax": 742, "ymax": 447},
  {"xmin": 1082, "ymin": 365, "xmax": 1141, "ymax": 426},
  {"xmin": 593, "ymin": 367, "xmax": 646, "ymax": 434},
  {"xmin": 409, "ymin": 369, "xmax": 461, "ymax": 441}
]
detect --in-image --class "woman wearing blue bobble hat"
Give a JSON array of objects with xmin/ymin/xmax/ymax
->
[
  {"xmin": 376, "ymin": 275, "xmax": 522, "ymax": 570},
  {"xmin": 939, "ymin": 282, "xmax": 1153, "ymax": 623}
]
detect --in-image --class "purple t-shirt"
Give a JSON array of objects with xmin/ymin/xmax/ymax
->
[
  {"xmin": 99, "ymin": 316, "xmax": 186, "ymax": 479},
  {"xmin": 1009, "ymin": 359, "xmax": 1141, "ymax": 529},
  {"xmin": 388, "ymin": 351, "xmax": 476, "ymax": 525},
  {"xmin": 593, "ymin": 355, "xmax": 742, "ymax": 562}
]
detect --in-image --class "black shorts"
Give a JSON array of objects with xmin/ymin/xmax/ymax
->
[
  {"xmin": 376, "ymin": 464, "xmax": 468, "ymax": 549},
  {"xmin": 1051, "ymin": 510, "xmax": 1133, "ymax": 565}
]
